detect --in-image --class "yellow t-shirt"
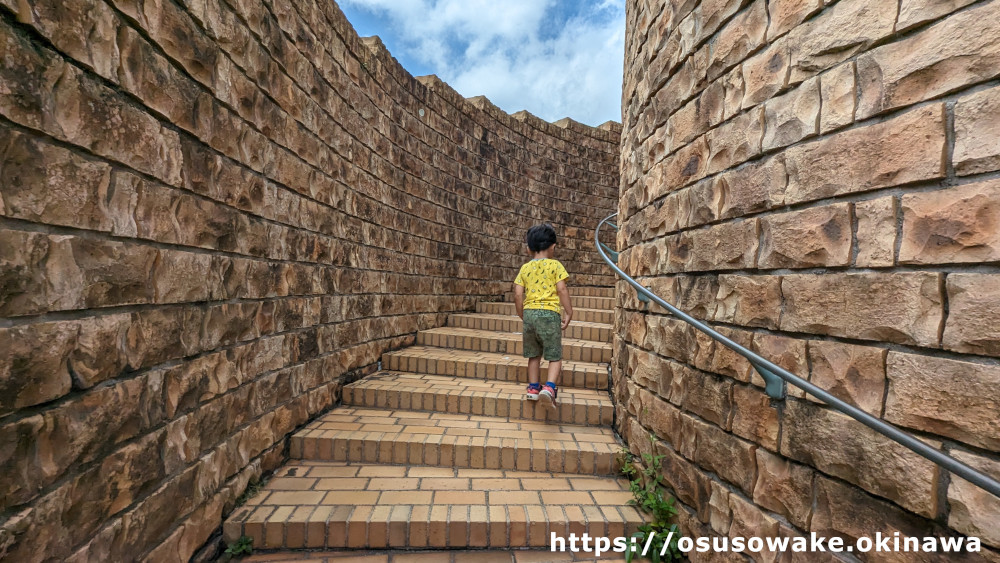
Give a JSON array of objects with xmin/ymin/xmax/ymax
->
[{"xmin": 514, "ymin": 259, "xmax": 569, "ymax": 313}]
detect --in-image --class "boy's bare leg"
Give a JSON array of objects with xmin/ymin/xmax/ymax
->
[
  {"xmin": 528, "ymin": 357, "xmax": 542, "ymax": 385},
  {"xmin": 546, "ymin": 360, "xmax": 561, "ymax": 386}
]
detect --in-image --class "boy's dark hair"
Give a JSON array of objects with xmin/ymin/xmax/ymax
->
[{"xmin": 526, "ymin": 223, "xmax": 557, "ymax": 252}]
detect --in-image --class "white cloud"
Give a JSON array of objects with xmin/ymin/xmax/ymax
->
[{"xmin": 340, "ymin": 0, "xmax": 624, "ymax": 126}]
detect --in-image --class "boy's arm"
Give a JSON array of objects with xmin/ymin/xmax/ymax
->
[
  {"xmin": 556, "ymin": 280, "xmax": 573, "ymax": 329},
  {"xmin": 514, "ymin": 283, "xmax": 525, "ymax": 319}
]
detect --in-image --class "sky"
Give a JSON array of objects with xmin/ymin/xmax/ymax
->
[{"xmin": 337, "ymin": 0, "xmax": 626, "ymax": 127}]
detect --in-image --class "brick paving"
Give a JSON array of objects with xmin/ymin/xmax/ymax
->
[{"xmin": 224, "ymin": 293, "xmax": 638, "ymax": 554}]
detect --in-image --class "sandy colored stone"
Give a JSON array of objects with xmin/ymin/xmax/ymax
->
[
  {"xmin": 807, "ymin": 340, "xmax": 886, "ymax": 415},
  {"xmin": 787, "ymin": 0, "xmax": 898, "ymax": 83},
  {"xmin": 705, "ymin": 107, "xmax": 764, "ymax": 174},
  {"xmin": 782, "ymin": 272, "xmax": 942, "ymax": 346},
  {"xmin": 885, "ymin": 352, "xmax": 1000, "ymax": 452},
  {"xmin": 784, "ymin": 104, "xmax": 946, "ymax": 205},
  {"xmin": 727, "ymin": 492, "xmax": 780, "ymax": 544},
  {"xmin": 897, "ymin": 0, "xmax": 977, "ymax": 31},
  {"xmin": 899, "ymin": 180, "xmax": 1000, "ymax": 264},
  {"xmin": 676, "ymin": 178, "xmax": 724, "ymax": 231},
  {"xmin": 781, "ymin": 399, "xmax": 939, "ymax": 516},
  {"xmin": 947, "ymin": 449, "xmax": 1000, "ymax": 548},
  {"xmin": 954, "ymin": 85, "xmax": 1000, "ymax": 176},
  {"xmin": 753, "ymin": 448, "xmax": 814, "ymax": 529},
  {"xmin": 943, "ymin": 274, "xmax": 1000, "ymax": 357},
  {"xmin": 767, "ymin": 0, "xmax": 824, "ymax": 40},
  {"xmin": 646, "ymin": 136, "xmax": 710, "ymax": 201},
  {"xmin": 750, "ymin": 332, "xmax": 808, "ymax": 389},
  {"xmin": 730, "ymin": 384, "xmax": 779, "ymax": 451},
  {"xmin": 855, "ymin": 196, "xmax": 897, "ymax": 267},
  {"xmin": 857, "ymin": 0, "xmax": 1000, "ymax": 119},
  {"xmin": 811, "ymin": 476, "xmax": 950, "ymax": 561},
  {"xmin": 706, "ymin": 0, "xmax": 768, "ymax": 80},
  {"xmin": 687, "ymin": 414, "xmax": 758, "ymax": 494},
  {"xmin": 717, "ymin": 155, "xmax": 787, "ymax": 219},
  {"xmin": 667, "ymin": 365, "xmax": 733, "ymax": 429},
  {"xmin": 742, "ymin": 39, "xmax": 790, "ymax": 109},
  {"xmin": 759, "ymin": 203, "xmax": 851, "ymax": 268},
  {"xmin": 691, "ymin": 325, "xmax": 753, "ymax": 382},
  {"xmin": 665, "ymin": 219, "xmax": 759, "ymax": 273},
  {"xmin": 720, "ymin": 66, "xmax": 745, "ymax": 121},
  {"xmin": 762, "ymin": 76, "xmax": 820, "ymax": 150},
  {"xmin": 669, "ymin": 82, "xmax": 724, "ymax": 149},
  {"xmin": 715, "ymin": 274, "xmax": 782, "ymax": 329},
  {"xmin": 819, "ymin": 62, "xmax": 855, "ymax": 133}
]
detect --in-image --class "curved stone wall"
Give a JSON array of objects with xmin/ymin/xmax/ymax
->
[
  {"xmin": 0, "ymin": 0, "xmax": 619, "ymax": 559},
  {"xmin": 616, "ymin": 0, "xmax": 1000, "ymax": 558}
]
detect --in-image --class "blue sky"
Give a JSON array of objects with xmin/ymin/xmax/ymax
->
[{"xmin": 337, "ymin": 0, "xmax": 626, "ymax": 126}]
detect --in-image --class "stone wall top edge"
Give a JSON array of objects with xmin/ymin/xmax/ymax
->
[{"xmin": 352, "ymin": 31, "xmax": 619, "ymax": 147}]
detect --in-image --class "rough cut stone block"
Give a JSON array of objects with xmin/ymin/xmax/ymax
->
[
  {"xmin": 706, "ymin": 0, "xmax": 768, "ymax": 80},
  {"xmin": 731, "ymin": 383, "xmax": 779, "ymax": 451},
  {"xmin": 715, "ymin": 274, "xmax": 782, "ymax": 329},
  {"xmin": 753, "ymin": 448, "xmax": 814, "ymax": 529},
  {"xmin": 780, "ymin": 399, "xmax": 939, "ymax": 517},
  {"xmin": 784, "ymin": 104, "xmax": 946, "ymax": 205},
  {"xmin": 899, "ymin": 180, "xmax": 1000, "ymax": 264},
  {"xmin": 0, "ymin": 323, "xmax": 75, "ymax": 415},
  {"xmin": 762, "ymin": 76, "xmax": 820, "ymax": 150},
  {"xmin": 781, "ymin": 272, "xmax": 942, "ymax": 347},
  {"xmin": 720, "ymin": 66, "xmax": 745, "ymax": 120},
  {"xmin": 669, "ymin": 83, "xmax": 724, "ymax": 149},
  {"xmin": 856, "ymin": 0, "xmax": 1000, "ymax": 119},
  {"xmin": 812, "ymin": 476, "xmax": 949, "ymax": 557},
  {"xmin": 705, "ymin": 107, "xmax": 764, "ymax": 174},
  {"xmin": 806, "ymin": 340, "xmax": 886, "ymax": 415},
  {"xmin": 718, "ymin": 155, "xmax": 787, "ymax": 218},
  {"xmin": 897, "ymin": 0, "xmax": 977, "ymax": 31},
  {"xmin": 742, "ymin": 39, "xmax": 790, "ymax": 109},
  {"xmin": 943, "ymin": 274, "xmax": 1000, "ymax": 357},
  {"xmin": 759, "ymin": 203, "xmax": 851, "ymax": 268},
  {"xmin": 787, "ymin": 0, "xmax": 898, "ymax": 84},
  {"xmin": 767, "ymin": 0, "xmax": 824, "ymax": 40},
  {"xmin": 819, "ymin": 62, "xmax": 855, "ymax": 133},
  {"xmin": 947, "ymin": 449, "xmax": 1000, "ymax": 548},
  {"xmin": 854, "ymin": 197, "xmax": 896, "ymax": 267},
  {"xmin": 954, "ymin": 85, "xmax": 1000, "ymax": 176},
  {"xmin": 885, "ymin": 352, "xmax": 1000, "ymax": 452},
  {"xmin": 665, "ymin": 219, "xmax": 759, "ymax": 273}
]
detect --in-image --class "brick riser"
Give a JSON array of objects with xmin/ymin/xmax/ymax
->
[
  {"xmin": 382, "ymin": 347, "xmax": 609, "ymax": 390},
  {"xmin": 448, "ymin": 314, "xmax": 612, "ymax": 342},
  {"xmin": 224, "ymin": 463, "xmax": 642, "ymax": 549},
  {"xmin": 289, "ymin": 432, "xmax": 619, "ymax": 475},
  {"xmin": 477, "ymin": 302, "xmax": 613, "ymax": 325},
  {"xmin": 343, "ymin": 373, "xmax": 613, "ymax": 425},
  {"xmin": 417, "ymin": 328, "xmax": 612, "ymax": 363}
]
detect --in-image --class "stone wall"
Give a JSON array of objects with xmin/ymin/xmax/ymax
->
[
  {"xmin": 0, "ymin": 0, "xmax": 619, "ymax": 559},
  {"xmin": 617, "ymin": 0, "xmax": 1000, "ymax": 558}
]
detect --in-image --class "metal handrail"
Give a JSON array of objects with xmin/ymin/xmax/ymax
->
[{"xmin": 596, "ymin": 212, "xmax": 1000, "ymax": 499}]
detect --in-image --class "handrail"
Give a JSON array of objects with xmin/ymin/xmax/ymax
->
[{"xmin": 596, "ymin": 212, "xmax": 1000, "ymax": 499}]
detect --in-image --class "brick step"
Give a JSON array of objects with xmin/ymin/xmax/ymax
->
[
  {"xmin": 568, "ymin": 286, "xmax": 614, "ymax": 298},
  {"xmin": 567, "ymin": 296, "xmax": 614, "ymax": 310},
  {"xmin": 382, "ymin": 347, "xmax": 608, "ymax": 390},
  {"xmin": 417, "ymin": 327, "xmax": 612, "ymax": 363},
  {"xmin": 343, "ymin": 372, "xmax": 613, "ymax": 425},
  {"xmin": 503, "ymin": 294, "xmax": 614, "ymax": 310},
  {"xmin": 448, "ymin": 314, "xmax": 611, "ymax": 343},
  {"xmin": 289, "ymin": 407, "xmax": 621, "ymax": 475},
  {"xmin": 236, "ymin": 549, "xmax": 631, "ymax": 562},
  {"xmin": 477, "ymin": 303, "xmax": 613, "ymax": 325},
  {"xmin": 224, "ymin": 462, "xmax": 641, "ymax": 550}
]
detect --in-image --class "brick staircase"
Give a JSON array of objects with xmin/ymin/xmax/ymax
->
[{"xmin": 222, "ymin": 287, "xmax": 644, "ymax": 557}]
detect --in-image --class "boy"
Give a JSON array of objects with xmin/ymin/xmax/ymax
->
[{"xmin": 513, "ymin": 224, "xmax": 573, "ymax": 406}]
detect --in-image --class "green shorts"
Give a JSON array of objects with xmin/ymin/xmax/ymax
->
[{"xmin": 522, "ymin": 309, "xmax": 563, "ymax": 362}]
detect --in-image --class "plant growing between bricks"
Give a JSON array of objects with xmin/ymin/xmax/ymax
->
[{"xmin": 619, "ymin": 437, "xmax": 682, "ymax": 562}]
